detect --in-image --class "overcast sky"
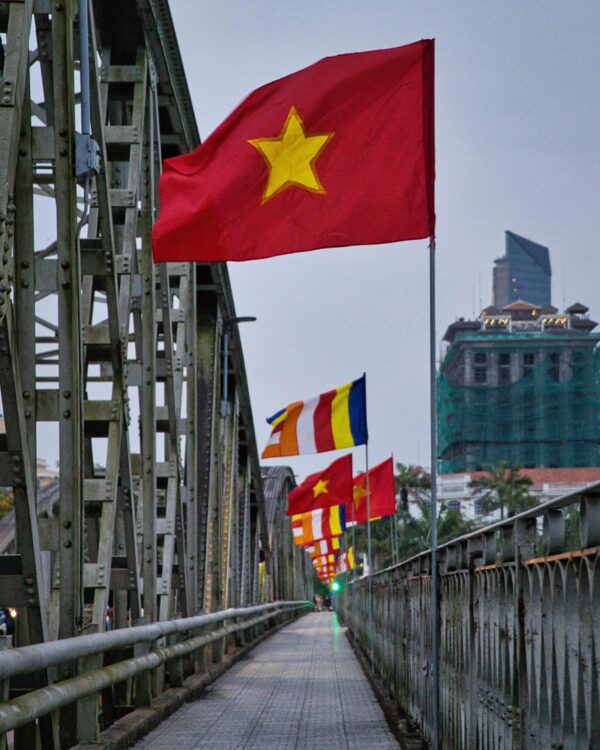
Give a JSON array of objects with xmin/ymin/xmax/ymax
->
[{"xmin": 167, "ymin": 1, "xmax": 600, "ymax": 481}]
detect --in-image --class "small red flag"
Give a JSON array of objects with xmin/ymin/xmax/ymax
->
[
  {"xmin": 153, "ymin": 41, "xmax": 435, "ymax": 263},
  {"xmin": 347, "ymin": 456, "xmax": 396, "ymax": 524},
  {"xmin": 286, "ymin": 454, "xmax": 353, "ymax": 517}
]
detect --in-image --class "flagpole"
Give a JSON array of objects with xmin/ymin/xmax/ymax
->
[
  {"xmin": 389, "ymin": 449, "xmax": 397, "ymax": 565},
  {"xmin": 365, "ymin": 439, "xmax": 373, "ymax": 668},
  {"xmin": 429, "ymin": 237, "xmax": 440, "ymax": 750}
]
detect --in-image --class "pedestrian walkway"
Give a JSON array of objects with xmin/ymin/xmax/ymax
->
[{"xmin": 133, "ymin": 611, "xmax": 399, "ymax": 750}]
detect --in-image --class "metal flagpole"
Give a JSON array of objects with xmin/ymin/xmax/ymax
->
[
  {"xmin": 365, "ymin": 439, "xmax": 373, "ymax": 667},
  {"xmin": 388, "ymin": 450, "xmax": 398, "ymax": 565},
  {"xmin": 429, "ymin": 237, "xmax": 440, "ymax": 750}
]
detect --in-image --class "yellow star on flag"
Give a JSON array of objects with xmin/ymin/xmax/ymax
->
[
  {"xmin": 353, "ymin": 482, "xmax": 367, "ymax": 510},
  {"xmin": 312, "ymin": 479, "xmax": 330, "ymax": 498},
  {"xmin": 248, "ymin": 106, "xmax": 334, "ymax": 203}
]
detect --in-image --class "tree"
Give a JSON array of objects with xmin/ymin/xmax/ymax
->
[
  {"xmin": 394, "ymin": 463, "xmax": 431, "ymax": 512},
  {"xmin": 468, "ymin": 461, "xmax": 536, "ymax": 520},
  {"xmin": 0, "ymin": 490, "xmax": 14, "ymax": 520},
  {"xmin": 395, "ymin": 497, "xmax": 473, "ymax": 560}
]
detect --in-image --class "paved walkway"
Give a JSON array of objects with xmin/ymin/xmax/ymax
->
[{"xmin": 133, "ymin": 612, "xmax": 399, "ymax": 750}]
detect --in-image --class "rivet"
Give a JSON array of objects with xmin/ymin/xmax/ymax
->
[{"xmin": 62, "ymin": 409, "xmax": 71, "ymax": 418}]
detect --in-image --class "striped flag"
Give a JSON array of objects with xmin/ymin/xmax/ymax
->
[
  {"xmin": 312, "ymin": 553, "xmax": 339, "ymax": 567},
  {"xmin": 337, "ymin": 546, "xmax": 356, "ymax": 573},
  {"xmin": 306, "ymin": 538, "xmax": 342, "ymax": 558},
  {"xmin": 262, "ymin": 376, "xmax": 367, "ymax": 459},
  {"xmin": 291, "ymin": 504, "xmax": 346, "ymax": 546}
]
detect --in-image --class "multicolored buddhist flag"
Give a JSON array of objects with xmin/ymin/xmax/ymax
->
[
  {"xmin": 292, "ymin": 504, "xmax": 346, "ymax": 546},
  {"xmin": 337, "ymin": 546, "xmax": 357, "ymax": 573},
  {"xmin": 312, "ymin": 553, "xmax": 339, "ymax": 568},
  {"xmin": 306, "ymin": 538, "xmax": 342, "ymax": 558},
  {"xmin": 286, "ymin": 454, "xmax": 353, "ymax": 517},
  {"xmin": 263, "ymin": 377, "xmax": 367, "ymax": 459},
  {"xmin": 152, "ymin": 41, "xmax": 435, "ymax": 263},
  {"xmin": 347, "ymin": 456, "xmax": 396, "ymax": 525}
]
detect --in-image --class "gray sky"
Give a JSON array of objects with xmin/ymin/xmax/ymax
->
[{"xmin": 171, "ymin": 1, "xmax": 600, "ymax": 480}]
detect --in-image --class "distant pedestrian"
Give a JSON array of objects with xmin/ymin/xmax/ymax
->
[{"xmin": 0, "ymin": 607, "xmax": 14, "ymax": 636}]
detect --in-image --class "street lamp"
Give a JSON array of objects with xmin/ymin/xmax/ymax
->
[{"xmin": 221, "ymin": 316, "xmax": 257, "ymax": 417}]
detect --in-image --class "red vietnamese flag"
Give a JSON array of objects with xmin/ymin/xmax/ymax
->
[
  {"xmin": 152, "ymin": 41, "xmax": 435, "ymax": 263},
  {"xmin": 286, "ymin": 454, "xmax": 353, "ymax": 517},
  {"xmin": 347, "ymin": 456, "xmax": 396, "ymax": 525}
]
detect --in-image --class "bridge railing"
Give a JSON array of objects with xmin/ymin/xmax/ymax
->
[
  {"xmin": 340, "ymin": 482, "xmax": 600, "ymax": 750},
  {"xmin": 0, "ymin": 601, "xmax": 312, "ymax": 748}
]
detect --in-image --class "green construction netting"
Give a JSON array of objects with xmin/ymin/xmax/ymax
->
[{"xmin": 438, "ymin": 346, "xmax": 600, "ymax": 473}]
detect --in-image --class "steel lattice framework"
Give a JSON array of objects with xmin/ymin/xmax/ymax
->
[{"xmin": 0, "ymin": 2, "xmax": 311, "ymax": 745}]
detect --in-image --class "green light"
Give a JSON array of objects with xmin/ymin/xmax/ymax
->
[{"xmin": 331, "ymin": 581, "xmax": 341, "ymax": 592}]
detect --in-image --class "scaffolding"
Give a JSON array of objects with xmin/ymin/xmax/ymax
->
[{"xmin": 438, "ymin": 344, "xmax": 600, "ymax": 473}]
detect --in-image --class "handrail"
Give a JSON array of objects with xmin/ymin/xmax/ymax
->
[
  {"xmin": 359, "ymin": 478, "xmax": 600, "ymax": 578},
  {"xmin": 0, "ymin": 601, "xmax": 313, "ymax": 738},
  {"xmin": 341, "ymin": 482, "xmax": 600, "ymax": 749},
  {"xmin": 0, "ymin": 601, "xmax": 307, "ymax": 681}
]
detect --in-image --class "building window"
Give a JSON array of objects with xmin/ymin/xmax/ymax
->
[
  {"xmin": 571, "ymin": 350, "xmax": 585, "ymax": 381},
  {"xmin": 474, "ymin": 497, "xmax": 484, "ymax": 516},
  {"xmin": 498, "ymin": 352, "xmax": 511, "ymax": 384},
  {"xmin": 474, "ymin": 352, "xmax": 487, "ymax": 364},
  {"xmin": 523, "ymin": 352, "xmax": 535, "ymax": 378},
  {"xmin": 548, "ymin": 351, "xmax": 560, "ymax": 382},
  {"xmin": 446, "ymin": 500, "xmax": 461, "ymax": 513},
  {"xmin": 474, "ymin": 366, "xmax": 487, "ymax": 383}
]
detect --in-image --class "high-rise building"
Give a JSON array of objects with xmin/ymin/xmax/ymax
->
[
  {"xmin": 493, "ymin": 231, "xmax": 551, "ymax": 308},
  {"xmin": 438, "ymin": 301, "xmax": 600, "ymax": 472}
]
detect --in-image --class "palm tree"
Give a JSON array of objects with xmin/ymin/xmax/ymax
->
[
  {"xmin": 468, "ymin": 461, "xmax": 536, "ymax": 520},
  {"xmin": 395, "ymin": 463, "xmax": 431, "ymax": 512}
]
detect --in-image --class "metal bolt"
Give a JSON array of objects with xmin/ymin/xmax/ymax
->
[
  {"xmin": 63, "ymin": 520, "xmax": 71, "ymax": 529},
  {"xmin": 64, "ymin": 540, "xmax": 72, "ymax": 548},
  {"xmin": 62, "ymin": 409, "xmax": 71, "ymax": 418},
  {"xmin": 64, "ymin": 390, "xmax": 71, "ymax": 398}
]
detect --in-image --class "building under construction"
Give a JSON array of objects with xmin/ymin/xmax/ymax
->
[{"xmin": 439, "ymin": 300, "xmax": 600, "ymax": 473}]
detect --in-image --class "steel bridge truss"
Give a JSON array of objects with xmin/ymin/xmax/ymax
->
[{"xmin": 0, "ymin": 4, "xmax": 304, "ymax": 742}]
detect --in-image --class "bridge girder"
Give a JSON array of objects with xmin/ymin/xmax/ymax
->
[{"xmin": 0, "ymin": 0, "xmax": 308, "ymax": 666}]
